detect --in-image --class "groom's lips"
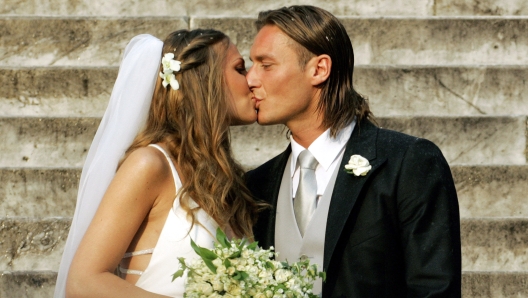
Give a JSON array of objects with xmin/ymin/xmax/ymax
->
[{"xmin": 253, "ymin": 96, "xmax": 262, "ymax": 109}]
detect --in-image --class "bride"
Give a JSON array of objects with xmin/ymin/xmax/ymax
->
[{"xmin": 54, "ymin": 29, "xmax": 262, "ymax": 297}]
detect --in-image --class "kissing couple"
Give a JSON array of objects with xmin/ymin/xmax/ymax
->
[{"xmin": 55, "ymin": 5, "xmax": 461, "ymax": 298}]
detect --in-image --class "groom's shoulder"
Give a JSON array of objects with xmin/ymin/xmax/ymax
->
[
  {"xmin": 247, "ymin": 152, "xmax": 284, "ymax": 179},
  {"xmin": 373, "ymin": 124, "xmax": 446, "ymax": 162},
  {"xmin": 246, "ymin": 148, "xmax": 290, "ymax": 185}
]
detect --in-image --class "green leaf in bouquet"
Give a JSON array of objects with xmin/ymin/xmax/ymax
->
[
  {"xmin": 172, "ymin": 269, "xmax": 184, "ymax": 282},
  {"xmin": 265, "ymin": 261, "xmax": 275, "ymax": 270},
  {"xmin": 190, "ymin": 238, "xmax": 218, "ymax": 261},
  {"xmin": 203, "ymin": 258, "xmax": 218, "ymax": 274},
  {"xmin": 228, "ymin": 250, "xmax": 241, "ymax": 259},
  {"xmin": 215, "ymin": 227, "xmax": 231, "ymax": 248},
  {"xmin": 172, "ymin": 257, "xmax": 188, "ymax": 281},
  {"xmin": 247, "ymin": 241, "xmax": 258, "ymax": 250},
  {"xmin": 232, "ymin": 270, "xmax": 249, "ymax": 281},
  {"xmin": 190, "ymin": 238, "xmax": 218, "ymax": 273},
  {"xmin": 224, "ymin": 258, "xmax": 232, "ymax": 268}
]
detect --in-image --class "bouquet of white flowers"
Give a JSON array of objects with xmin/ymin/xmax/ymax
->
[{"xmin": 173, "ymin": 228, "xmax": 325, "ymax": 298}]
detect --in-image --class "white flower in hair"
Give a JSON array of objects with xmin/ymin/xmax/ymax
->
[
  {"xmin": 159, "ymin": 53, "xmax": 181, "ymax": 90},
  {"xmin": 159, "ymin": 71, "xmax": 180, "ymax": 90},
  {"xmin": 161, "ymin": 53, "xmax": 181, "ymax": 72}
]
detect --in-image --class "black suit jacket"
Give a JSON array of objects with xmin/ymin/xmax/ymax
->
[{"xmin": 246, "ymin": 120, "xmax": 461, "ymax": 297}]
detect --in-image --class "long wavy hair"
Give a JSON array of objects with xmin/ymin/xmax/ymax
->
[{"xmin": 122, "ymin": 29, "xmax": 260, "ymax": 239}]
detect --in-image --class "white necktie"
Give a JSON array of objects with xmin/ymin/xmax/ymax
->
[{"xmin": 294, "ymin": 150, "xmax": 318, "ymax": 237}]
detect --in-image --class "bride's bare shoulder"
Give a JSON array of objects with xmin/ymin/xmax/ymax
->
[{"xmin": 118, "ymin": 145, "xmax": 172, "ymax": 181}]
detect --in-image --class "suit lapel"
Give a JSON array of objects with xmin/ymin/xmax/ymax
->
[{"xmin": 323, "ymin": 120, "xmax": 387, "ymax": 270}]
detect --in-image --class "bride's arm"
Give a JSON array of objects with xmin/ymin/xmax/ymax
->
[{"xmin": 66, "ymin": 148, "xmax": 172, "ymax": 298}]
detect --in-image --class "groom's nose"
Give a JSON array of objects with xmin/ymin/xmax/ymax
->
[{"xmin": 246, "ymin": 65, "xmax": 259, "ymax": 91}]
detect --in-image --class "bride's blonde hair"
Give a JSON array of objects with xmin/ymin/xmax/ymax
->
[{"xmin": 122, "ymin": 29, "xmax": 260, "ymax": 239}]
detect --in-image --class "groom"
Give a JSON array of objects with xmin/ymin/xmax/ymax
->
[{"xmin": 245, "ymin": 5, "xmax": 461, "ymax": 297}]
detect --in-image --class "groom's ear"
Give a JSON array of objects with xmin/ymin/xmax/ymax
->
[{"xmin": 307, "ymin": 54, "xmax": 332, "ymax": 86}]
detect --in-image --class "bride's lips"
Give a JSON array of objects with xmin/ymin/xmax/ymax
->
[{"xmin": 253, "ymin": 96, "xmax": 262, "ymax": 109}]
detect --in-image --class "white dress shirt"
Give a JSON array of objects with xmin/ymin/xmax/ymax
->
[{"xmin": 290, "ymin": 120, "xmax": 355, "ymax": 204}]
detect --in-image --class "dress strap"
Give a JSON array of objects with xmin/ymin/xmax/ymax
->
[
  {"xmin": 148, "ymin": 144, "xmax": 183, "ymax": 189},
  {"xmin": 119, "ymin": 266, "xmax": 144, "ymax": 276},
  {"xmin": 122, "ymin": 248, "xmax": 154, "ymax": 258}
]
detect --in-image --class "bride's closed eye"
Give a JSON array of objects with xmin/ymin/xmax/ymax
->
[{"xmin": 236, "ymin": 64, "xmax": 247, "ymax": 75}]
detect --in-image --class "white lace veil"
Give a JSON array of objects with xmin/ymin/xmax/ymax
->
[{"xmin": 54, "ymin": 34, "xmax": 164, "ymax": 298}]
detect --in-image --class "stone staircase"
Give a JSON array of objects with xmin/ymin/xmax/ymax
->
[{"xmin": 1, "ymin": 0, "xmax": 527, "ymax": 297}]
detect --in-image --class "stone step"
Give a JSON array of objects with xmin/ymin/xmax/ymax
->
[
  {"xmin": 0, "ymin": 67, "xmax": 115, "ymax": 117},
  {"xmin": 0, "ymin": 116, "xmax": 525, "ymax": 168},
  {"xmin": 375, "ymin": 116, "xmax": 527, "ymax": 165},
  {"xmin": 0, "ymin": 218, "xmax": 70, "ymax": 272},
  {"xmin": 2, "ymin": 165, "xmax": 527, "ymax": 218},
  {"xmin": 1, "ymin": 217, "xmax": 526, "ymax": 272},
  {"xmin": 0, "ymin": 17, "xmax": 188, "ymax": 67},
  {"xmin": 0, "ymin": 117, "xmax": 99, "ymax": 168},
  {"xmin": 0, "ymin": 270, "xmax": 526, "ymax": 298},
  {"xmin": 1, "ymin": 17, "xmax": 528, "ymax": 66},
  {"xmin": 196, "ymin": 17, "xmax": 528, "ymax": 66},
  {"xmin": 462, "ymin": 271, "xmax": 528, "ymax": 298},
  {"xmin": 2, "ymin": 66, "xmax": 527, "ymax": 117},
  {"xmin": 1, "ymin": 0, "xmax": 527, "ymax": 17},
  {"xmin": 453, "ymin": 166, "xmax": 528, "ymax": 218},
  {"xmin": 0, "ymin": 271, "xmax": 57, "ymax": 298},
  {"xmin": 0, "ymin": 168, "xmax": 79, "ymax": 218},
  {"xmin": 461, "ymin": 218, "xmax": 528, "ymax": 271}
]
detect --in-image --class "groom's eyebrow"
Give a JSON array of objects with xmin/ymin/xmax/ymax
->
[{"xmin": 250, "ymin": 54, "xmax": 275, "ymax": 62}]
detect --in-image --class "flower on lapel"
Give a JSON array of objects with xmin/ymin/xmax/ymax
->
[{"xmin": 345, "ymin": 154, "xmax": 371, "ymax": 176}]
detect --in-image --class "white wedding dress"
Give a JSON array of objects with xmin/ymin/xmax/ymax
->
[{"xmin": 126, "ymin": 144, "xmax": 218, "ymax": 297}]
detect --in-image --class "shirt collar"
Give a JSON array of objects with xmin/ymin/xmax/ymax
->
[{"xmin": 290, "ymin": 119, "xmax": 355, "ymax": 177}]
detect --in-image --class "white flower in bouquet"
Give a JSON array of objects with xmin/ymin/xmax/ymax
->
[{"xmin": 173, "ymin": 228, "xmax": 326, "ymax": 297}]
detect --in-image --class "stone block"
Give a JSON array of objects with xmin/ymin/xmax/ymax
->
[
  {"xmin": 0, "ymin": 270, "xmax": 527, "ymax": 297},
  {"xmin": 0, "ymin": 17, "xmax": 187, "ymax": 66},
  {"xmin": 0, "ymin": 117, "xmax": 99, "ymax": 167},
  {"xmin": 194, "ymin": 17, "xmax": 528, "ymax": 65},
  {"xmin": 0, "ymin": 67, "xmax": 116, "ymax": 117},
  {"xmin": 343, "ymin": 17, "xmax": 528, "ymax": 65},
  {"xmin": 377, "ymin": 116, "xmax": 527, "ymax": 165},
  {"xmin": 0, "ymin": 218, "xmax": 70, "ymax": 271},
  {"xmin": 0, "ymin": 0, "xmax": 431, "ymax": 17},
  {"xmin": 461, "ymin": 218, "xmax": 528, "ymax": 271},
  {"xmin": 1, "ymin": 116, "xmax": 525, "ymax": 168},
  {"xmin": 0, "ymin": 168, "xmax": 80, "ymax": 217},
  {"xmin": 0, "ymin": 271, "xmax": 56, "ymax": 298},
  {"xmin": 2, "ymin": 66, "xmax": 527, "ymax": 117},
  {"xmin": 2, "ymin": 0, "xmax": 528, "ymax": 16},
  {"xmin": 356, "ymin": 66, "xmax": 528, "ymax": 116},
  {"xmin": 462, "ymin": 271, "xmax": 528, "ymax": 298},
  {"xmin": 435, "ymin": 0, "xmax": 528, "ymax": 16},
  {"xmin": 2, "ymin": 217, "xmax": 527, "ymax": 273},
  {"xmin": 2, "ymin": 17, "xmax": 528, "ymax": 66},
  {"xmin": 453, "ymin": 166, "xmax": 528, "ymax": 218},
  {"xmin": 3, "ymin": 165, "xmax": 527, "ymax": 219}
]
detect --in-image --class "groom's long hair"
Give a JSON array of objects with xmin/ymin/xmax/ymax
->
[
  {"xmin": 122, "ymin": 29, "xmax": 260, "ymax": 239},
  {"xmin": 256, "ymin": 5, "xmax": 374, "ymax": 137}
]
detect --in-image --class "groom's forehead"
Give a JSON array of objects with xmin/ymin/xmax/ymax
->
[{"xmin": 250, "ymin": 26, "xmax": 297, "ymax": 59}]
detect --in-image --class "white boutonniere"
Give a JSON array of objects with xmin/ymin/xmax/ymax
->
[{"xmin": 345, "ymin": 154, "xmax": 371, "ymax": 176}]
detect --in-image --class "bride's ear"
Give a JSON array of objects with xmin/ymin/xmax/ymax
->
[{"xmin": 307, "ymin": 54, "xmax": 331, "ymax": 86}]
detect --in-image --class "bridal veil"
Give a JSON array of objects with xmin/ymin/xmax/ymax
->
[{"xmin": 54, "ymin": 34, "xmax": 163, "ymax": 297}]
